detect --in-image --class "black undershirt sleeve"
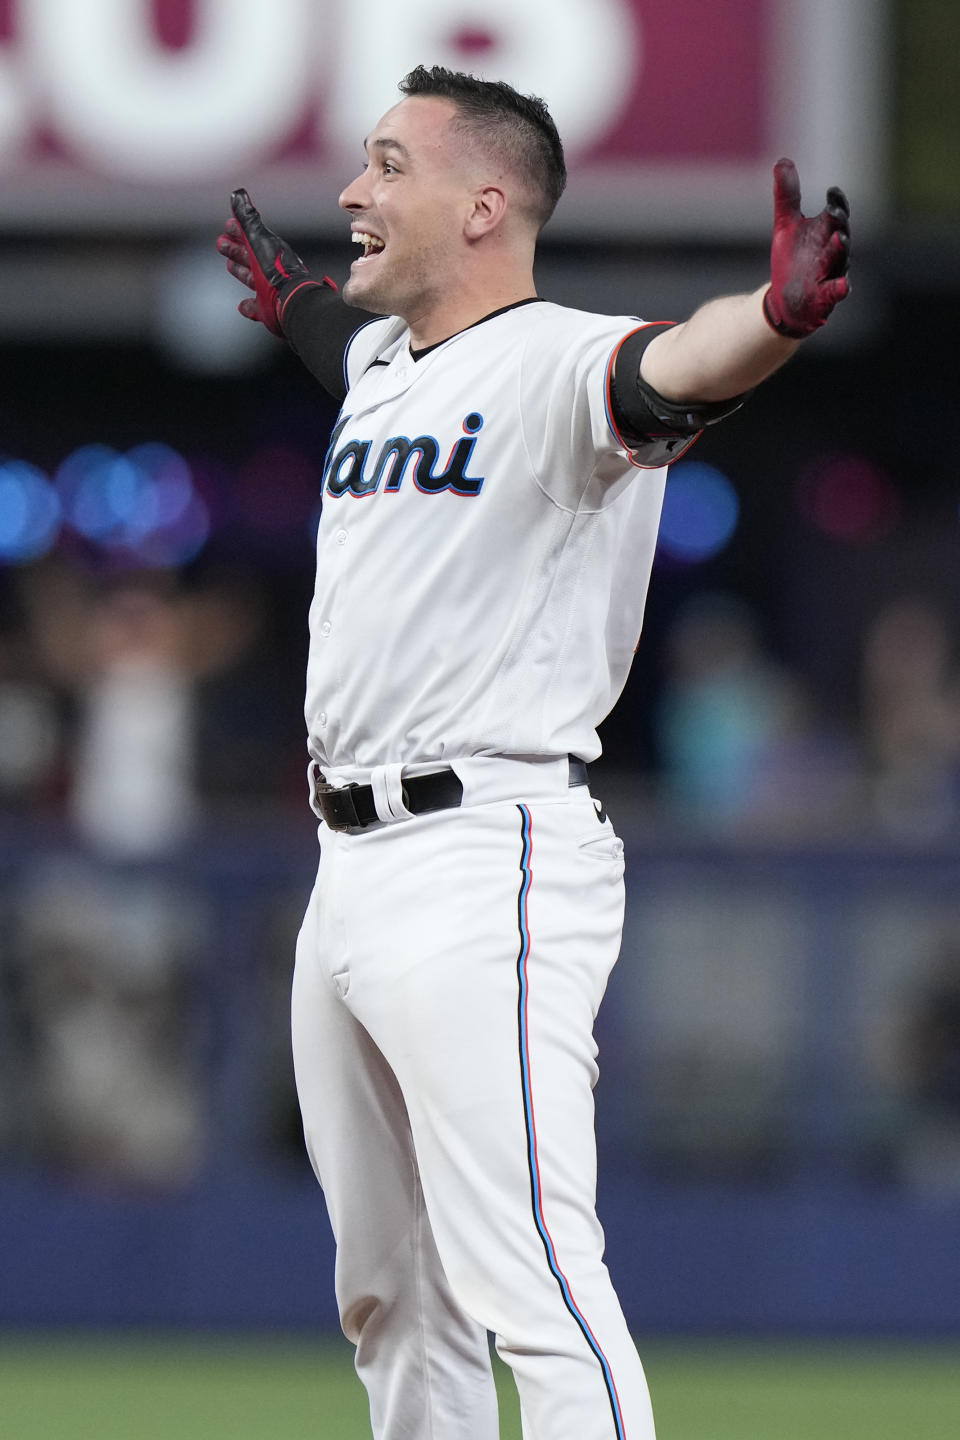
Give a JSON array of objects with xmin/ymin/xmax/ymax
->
[
  {"xmin": 279, "ymin": 282, "xmax": 380, "ymax": 403},
  {"xmin": 610, "ymin": 323, "xmax": 750, "ymax": 447}
]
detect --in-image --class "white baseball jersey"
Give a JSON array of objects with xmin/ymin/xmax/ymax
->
[
  {"xmin": 294, "ymin": 297, "xmax": 668, "ymax": 1439},
  {"xmin": 304, "ymin": 301, "xmax": 669, "ymax": 773}
]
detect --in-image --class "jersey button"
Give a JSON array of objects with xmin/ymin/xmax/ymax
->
[
  {"xmin": 319, "ymin": 712, "xmax": 327, "ymax": 727},
  {"xmin": 320, "ymin": 620, "xmax": 332, "ymax": 638},
  {"xmin": 335, "ymin": 529, "xmax": 348, "ymax": 545}
]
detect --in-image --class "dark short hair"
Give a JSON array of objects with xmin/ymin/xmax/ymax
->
[{"xmin": 398, "ymin": 64, "xmax": 566, "ymax": 231}]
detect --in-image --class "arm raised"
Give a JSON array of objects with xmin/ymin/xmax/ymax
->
[{"xmin": 636, "ymin": 159, "xmax": 850, "ymax": 404}]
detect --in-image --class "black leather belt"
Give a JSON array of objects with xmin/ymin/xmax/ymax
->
[{"xmin": 312, "ymin": 757, "xmax": 588, "ymax": 832}]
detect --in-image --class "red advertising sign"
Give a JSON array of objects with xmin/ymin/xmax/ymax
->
[
  {"xmin": 586, "ymin": 0, "xmax": 770, "ymax": 162},
  {"xmin": 0, "ymin": 0, "xmax": 880, "ymax": 235}
]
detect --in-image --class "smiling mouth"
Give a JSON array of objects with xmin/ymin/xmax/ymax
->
[{"xmin": 352, "ymin": 231, "xmax": 385, "ymax": 264}]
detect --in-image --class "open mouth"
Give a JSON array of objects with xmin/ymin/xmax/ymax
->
[{"xmin": 352, "ymin": 231, "xmax": 385, "ymax": 265}]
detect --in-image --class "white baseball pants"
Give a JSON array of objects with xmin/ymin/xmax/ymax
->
[{"xmin": 292, "ymin": 778, "xmax": 656, "ymax": 1440}]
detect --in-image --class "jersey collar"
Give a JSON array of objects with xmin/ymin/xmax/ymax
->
[{"xmin": 408, "ymin": 296, "xmax": 543, "ymax": 362}]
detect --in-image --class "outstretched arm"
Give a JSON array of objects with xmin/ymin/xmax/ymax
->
[{"xmin": 636, "ymin": 159, "xmax": 850, "ymax": 404}]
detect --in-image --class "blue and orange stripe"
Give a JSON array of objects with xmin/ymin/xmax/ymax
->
[{"xmin": 514, "ymin": 804, "xmax": 627, "ymax": 1440}]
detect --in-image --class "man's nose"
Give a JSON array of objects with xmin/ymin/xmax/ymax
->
[{"xmin": 339, "ymin": 172, "xmax": 369, "ymax": 211}]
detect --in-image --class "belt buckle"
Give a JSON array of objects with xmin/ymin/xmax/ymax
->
[
  {"xmin": 309, "ymin": 761, "xmax": 362, "ymax": 831},
  {"xmin": 307, "ymin": 759, "xmax": 324, "ymax": 817},
  {"xmin": 320, "ymin": 782, "xmax": 363, "ymax": 832}
]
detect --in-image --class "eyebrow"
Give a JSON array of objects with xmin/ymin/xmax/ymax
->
[{"xmin": 363, "ymin": 135, "xmax": 411, "ymax": 161}]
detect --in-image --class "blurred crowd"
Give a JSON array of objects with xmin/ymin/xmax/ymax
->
[
  {"xmin": 0, "ymin": 561, "xmax": 310, "ymax": 1192},
  {"xmin": 655, "ymin": 587, "xmax": 960, "ymax": 842},
  {"xmin": 1, "ymin": 558, "xmax": 959, "ymax": 1197},
  {"xmin": 2, "ymin": 559, "xmax": 959, "ymax": 847},
  {"xmin": 0, "ymin": 560, "xmax": 309, "ymax": 846}
]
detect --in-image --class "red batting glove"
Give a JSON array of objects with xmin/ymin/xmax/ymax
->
[
  {"xmin": 216, "ymin": 188, "xmax": 331, "ymax": 337},
  {"xmin": 763, "ymin": 158, "xmax": 850, "ymax": 339}
]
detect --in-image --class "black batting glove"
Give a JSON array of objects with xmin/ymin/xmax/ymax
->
[{"xmin": 216, "ymin": 188, "xmax": 332, "ymax": 337}]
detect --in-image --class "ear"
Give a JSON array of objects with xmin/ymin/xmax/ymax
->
[{"xmin": 464, "ymin": 185, "xmax": 508, "ymax": 240}]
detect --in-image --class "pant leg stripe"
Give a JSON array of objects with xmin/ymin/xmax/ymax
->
[{"xmin": 514, "ymin": 804, "xmax": 627, "ymax": 1440}]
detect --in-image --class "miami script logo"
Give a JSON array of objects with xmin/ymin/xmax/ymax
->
[{"xmin": 322, "ymin": 413, "xmax": 486, "ymax": 498}]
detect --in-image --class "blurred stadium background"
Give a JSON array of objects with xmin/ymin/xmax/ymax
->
[{"xmin": 1, "ymin": 1, "xmax": 959, "ymax": 1435}]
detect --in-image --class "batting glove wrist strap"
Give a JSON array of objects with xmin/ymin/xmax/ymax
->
[{"xmin": 764, "ymin": 158, "xmax": 850, "ymax": 339}]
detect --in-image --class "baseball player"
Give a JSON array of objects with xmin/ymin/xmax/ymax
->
[{"xmin": 217, "ymin": 65, "xmax": 849, "ymax": 1440}]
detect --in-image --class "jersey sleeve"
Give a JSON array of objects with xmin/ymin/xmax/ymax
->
[
  {"xmin": 342, "ymin": 315, "xmax": 410, "ymax": 390},
  {"xmin": 518, "ymin": 307, "xmax": 695, "ymax": 509}
]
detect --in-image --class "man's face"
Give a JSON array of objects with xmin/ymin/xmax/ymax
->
[{"xmin": 339, "ymin": 96, "xmax": 476, "ymax": 319}]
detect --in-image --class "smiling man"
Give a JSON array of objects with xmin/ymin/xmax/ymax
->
[
  {"xmin": 217, "ymin": 64, "xmax": 849, "ymax": 1440},
  {"xmin": 336, "ymin": 79, "xmax": 563, "ymax": 344}
]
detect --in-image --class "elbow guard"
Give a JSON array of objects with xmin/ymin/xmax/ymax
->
[
  {"xmin": 626, "ymin": 372, "xmax": 751, "ymax": 436},
  {"xmin": 610, "ymin": 325, "xmax": 751, "ymax": 450}
]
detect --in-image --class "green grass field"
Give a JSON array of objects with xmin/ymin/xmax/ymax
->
[{"xmin": 1, "ymin": 1333, "xmax": 958, "ymax": 1439}]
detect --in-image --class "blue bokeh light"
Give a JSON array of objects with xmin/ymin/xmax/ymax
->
[
  {"xmin": 73, "ymin": 452, "xmax": 152, "ymax": 540},
  {"xmin": 55, "ymin": 442, "xmax": 208, "ymax": 566},
  {"xmin": 134, "ymin": 492, "xmax": 211, "ymax": 567},
  {"xmin": 0, "ymin": 460, "xmax": 62, "ymax": 563},
  {"xmin": 128, "ymin": 443, "xmax": 194, "ymax": 528},
  {"xmin": 658, "ymin": 461, "xmax": 740, "ymax": 563}
]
